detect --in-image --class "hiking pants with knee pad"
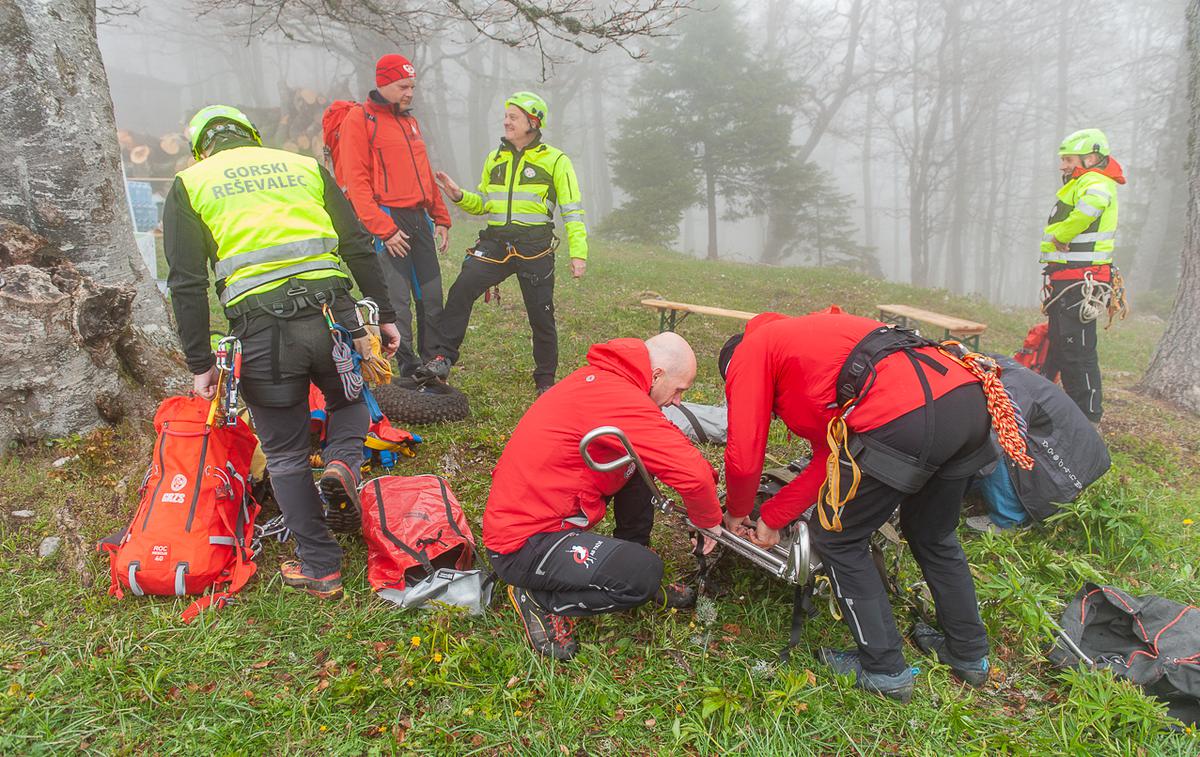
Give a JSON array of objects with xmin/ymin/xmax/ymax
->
[
  {"xmin": 1042, "ymin": 280, "xmax": 1102, "ymax": 422},
  {"xmin": 235, "ymin": 305, "xmax": 367, "ymax": 578},
  {"xmin": 811, "ymin": 383, "xmax": 992, "ymax": 675},
  {"xmin": 376, "ymin": 207, "xmax": 446, "ymax": 377},
  {"xmin": 440, "ymin": 245, "xmax": 557, "ymax": 387}
]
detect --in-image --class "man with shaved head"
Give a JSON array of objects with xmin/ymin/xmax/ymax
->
[{"xmin": 484, "ymin": 333, "xmax": 738, "ymax": 660}]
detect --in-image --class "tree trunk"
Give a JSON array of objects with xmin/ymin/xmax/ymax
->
[
  {"xmin": 1139, "ymin": 0, "xmax": 1200, "ymax": 414},
  {"xmin": 703, "ymin": 141, "xmax": 718, "ymax": 260},
  {"xmin": 1, "ymin": 0, "xmax": 168, "ymax": 327},
  {"xmin": 0, "ymin": 0, "xmax": 184, "ymax": 443}
]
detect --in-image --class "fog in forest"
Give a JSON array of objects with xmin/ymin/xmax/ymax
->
[{"xmin": 98, "ymin": 0, "xmax": 1187, "ymax": 308}]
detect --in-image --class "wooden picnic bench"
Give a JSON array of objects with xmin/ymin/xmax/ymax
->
[
  {"xmin": 641, "ymin": 298, "xmax": 758, "ymax": 333},
  {"xmin": 876, "ymin": 303, "xmax": 987, "ymax": 350}
]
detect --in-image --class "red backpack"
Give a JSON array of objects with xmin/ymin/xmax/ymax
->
[
  {"xmin": 360, "ymin": 475, "xmax": 492, "ymax": 613},
  {"xmin": 321, "ymin": 100, "xmax": 377, "ymax": 187},
  {"xmin": 99, "ymin": 396, "xmax": 260, "ymax": 622},
  {"xmin": 1014, "ymin": 322, "xmax": 1051, "ymax": 374}
]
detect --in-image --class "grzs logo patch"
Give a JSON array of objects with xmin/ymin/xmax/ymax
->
[
  {"xmin": 161, "ymin": 492, "xmax": 186, "ymax": 504},
  {"xmin": 568, "ymin": 540, "xmax": 604, "ymax": 568}
]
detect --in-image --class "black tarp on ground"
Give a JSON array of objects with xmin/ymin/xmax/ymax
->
[{"xmin": 1049, "ymin": 583, "xmax": 1200, "ymax": 725}]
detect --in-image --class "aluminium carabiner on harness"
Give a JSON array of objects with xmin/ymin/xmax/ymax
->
[{"xmin": 215, "ymin": 336, "xmax": 243, "ymax": 427}]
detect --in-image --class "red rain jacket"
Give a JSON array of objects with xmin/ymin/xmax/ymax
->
[
  {"xmin": 483, "ymin": 339, "xmax": 723, "ymax": 555},
  {"xmin": 337, "ymin": 94, "xmax": 451, "ymax": 239},
  {"xmin": 723, "ymin": 312, "xmax": 978, "ymax": 529}
]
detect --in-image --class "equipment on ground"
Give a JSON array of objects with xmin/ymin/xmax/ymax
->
[
  {"xmin": 1058, "ymin": 128, "xmax": 1110, "ymax": 157},
  {"xmin": 373, "ymin": 377, "xmax": 471, "ymax": 425},
  {"xmin": 98, "ymin": 396, "xmax": 260, "ymax": 622},
  {"xmin": 505, "ymin": 91, "xmax": 549, "ymax": 128},
  {"xmin": 360, "ymin": 475, "xmax": 493, "ymax": 614},
  {"xmin": 1048, "ymin": 583, "xmax": 1200, "ymax": 726}
]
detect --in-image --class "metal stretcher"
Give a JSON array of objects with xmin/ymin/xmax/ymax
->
[{"xmin": 579, "ymin": 425, "xmax": 820, "ymax": 587}]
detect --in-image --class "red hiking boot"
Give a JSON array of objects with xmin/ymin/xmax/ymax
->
[{"xmin": 280, "ymin": 560, "xmax": 343, "ymax": 600}]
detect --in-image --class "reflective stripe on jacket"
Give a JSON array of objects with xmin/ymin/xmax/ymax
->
[
  {"xmin": 177, "ymin": 145, "xmax": 346, "ymax": 306},
  {"xmin": 1040, "ymin": 164, "xmax": 1121, "ymax": 265},
  {"xmin": 456, "ymin": 138, "xmax": 588, "ymax": 259}
]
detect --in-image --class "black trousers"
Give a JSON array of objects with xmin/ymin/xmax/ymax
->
[
  {"xmin": 1042, "ymin": 280, "xmax": 1103, "ymax": 421},
  {"xmin": 378, "ymin": 207, "xmax": 446, "ymax": 376},
  {"xmin": 489, "ymin": 476, "xmax": 661, "ymax": 616},
  {"xmin": 440, "ymin": 246, "xmax": 557, "ymax": 386},
  {"xmin": 811, "ymin": 383, "xmax": 991, "ymax": 674},
  {"xmin": 234, "ymin": 305, "xmax": 367, "ymax": 578}
]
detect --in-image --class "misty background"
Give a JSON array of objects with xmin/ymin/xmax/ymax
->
[{"xmin": 98, "ymin": 0, "xmax": 1187, "ymax": 309}]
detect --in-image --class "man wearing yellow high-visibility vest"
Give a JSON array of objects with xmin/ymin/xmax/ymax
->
[
  {"xmin": 163, "ymin": 105, "xmax": 400, "ymax": 601},
  {"xmin": 428, "ymin": 91, "xmax": 587, "ymax": 394},
  {"xmin": 1039, "ymin": 128, "xmax": 1125, "ymax": 423}
]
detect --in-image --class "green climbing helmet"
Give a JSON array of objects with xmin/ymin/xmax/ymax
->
[
  {"xmin": 1058, "ymin": 128, "xmax": 1110, "ymax": 158},
  {"xmin": 187, "ymin": 105, "xmax": 262, "ymax": 159},
  {"xmin": 505, "ymin": 91, "xmax": 548, "ymax": 129}
]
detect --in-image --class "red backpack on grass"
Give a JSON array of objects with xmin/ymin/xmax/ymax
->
[
  {"xmin": 99, "ymin": 396, "xmax": 260, "ymax": 622},
  {"xmin": 360, "ymin": 475, "xmax": 493, "ymax": 614}
]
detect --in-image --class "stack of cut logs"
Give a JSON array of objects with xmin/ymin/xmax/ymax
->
[{"xmin": 119, "ymin": 87, "xmax": 331, "ymax": 180}]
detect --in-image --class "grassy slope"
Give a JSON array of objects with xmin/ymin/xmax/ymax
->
[{"xmin": 1, "ymin": 239, "xmax": 1198, "ymax": 755}]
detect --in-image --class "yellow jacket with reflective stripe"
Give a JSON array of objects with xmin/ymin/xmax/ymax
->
[
  {"xmin": 1040, "ymin": 170, "xmax": 1119, "ymax": 265},
  {"xmin": 177, "ymin": 145, "xmax": 346, "ymax": 306},
  {"xmin": 455, "ymin": 138, "xmax": 588, "ymax": 259}
]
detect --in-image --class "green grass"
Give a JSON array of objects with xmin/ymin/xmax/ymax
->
[{"xmin": 3, "ymin": 238, "xmax": 1199, "ymax": 754}]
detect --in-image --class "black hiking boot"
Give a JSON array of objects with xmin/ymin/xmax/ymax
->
[
  {"xmin": 319, "ymin": 460, "xmax": 361, "ymax": 533},
  {"xmin": 817, "ymin": 647, "xmax": 914, "ymax": 703},
  {"xmin": 911, "ymin": 621, "xmax": 990, "ymax": 687},
  {"xmin": 413, "ymin": 355, "xmax": 451, "ymax": 386},
  {"xmin": 508, "ymin": 585, "xmax": 578, "ymax": 661},
  {"xmin": 652, "ymin": 580, "xmax": 696, "ymax": 610}
]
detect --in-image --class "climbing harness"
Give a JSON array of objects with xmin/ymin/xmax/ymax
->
[
  {"xmin": 354, "ymin": 298, "xmax": 393, "ymax": 387},
  {"xmin": 817, "ymin": 328, "xmax": 1031, "ymax": 533},
  {"xmin": 322, "ymin": 304, "xmax": 363, "ymax": 401},
  {"xmin": 1041, "ymin": 267, "xmax": 1130, "ymax": 329},
  {"xmin": 467, "ymin": 236, "xmax": 558, "ymax": 265}
]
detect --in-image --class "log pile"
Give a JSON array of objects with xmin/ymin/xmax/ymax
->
[{"xmin": 118, "ymin": 87, "xmax": 332, "ymax": 179}]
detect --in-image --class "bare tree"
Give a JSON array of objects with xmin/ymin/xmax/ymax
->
[{"xmin": 1140, "ymin": 0, "xmax": 1200, "ymax": 414}]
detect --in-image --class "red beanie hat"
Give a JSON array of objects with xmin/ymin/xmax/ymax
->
[{"xmin": 376, "ymin": 54, "xmax": 416, "ymax": 87}]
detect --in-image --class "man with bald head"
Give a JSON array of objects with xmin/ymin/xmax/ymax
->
[{"xmin": 484, "ymin": 333, "xmax": 735, "ymax": 660}]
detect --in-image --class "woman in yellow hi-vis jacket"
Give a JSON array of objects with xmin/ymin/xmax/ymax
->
[{"xmin": 423, "ymin": 91, "xmax": 587, "ymax": 394}]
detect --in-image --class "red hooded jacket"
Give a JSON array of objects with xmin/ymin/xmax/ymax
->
[
  {"xmin": 723, "ymin": 312, "xmax": 979, "ymax": 529},
  {"xmin": 337, "ymin": 93, "xmax": 452, "ymax": 239},
  {"xmin": 483, "ymin": 339, "xmax": 723, "ymax": 555}
]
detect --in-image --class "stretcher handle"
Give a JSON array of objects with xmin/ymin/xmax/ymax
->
[{"xmin": 579, "ymin": 425, "xmax": 665, "ymax": 500}]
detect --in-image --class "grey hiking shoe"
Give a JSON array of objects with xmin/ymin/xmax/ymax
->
[
  {"xmin": 413, "ymin": 355, "xmax": 451, "ymax": 385},
  {"xmin": 817, "ymin": 647, "xmax": 914, "ymax": 703},
  {"xmin": 912, "ymin": 621, "xmax": 990, "ymax": 687},
  {"xmin": 965, "ymin": 515, "xmax": 1002, "ymax": 534},
  {"xmin": 652, "ymin": 580, "xmax": 696, "ymax": 610},
  {"xmin": 508, "ymin": 585, "xmax": 578, "ymax": 661}
]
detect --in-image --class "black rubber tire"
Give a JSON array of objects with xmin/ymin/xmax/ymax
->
[{"xmin": 372, "ymin": 377, "xmax": 471, "ymax": 425}]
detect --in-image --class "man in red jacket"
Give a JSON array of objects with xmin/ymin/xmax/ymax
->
[
  {"xmin": 721, "ymin": 312, "xmax": 996, "ymax": 702},
  {"xmin": 485, "ymin": 332, "xmax": 733, "ymax": 660},
  {"xmin": 337, "ymin": 54, "xmax": 452, "ymax": 378}
]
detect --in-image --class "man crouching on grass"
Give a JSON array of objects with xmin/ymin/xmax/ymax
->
[{"xmin": 484, "ymin": 332, "xmax": 742, "ymax": 660}]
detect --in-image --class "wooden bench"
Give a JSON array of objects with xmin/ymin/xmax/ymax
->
[
  {"xmin": 876, "ymin": 303, "xmax": 987, "ymax": 350},
  {"xmin": 641, "ymin": 298, "xmax": 758, "ymax": 333}
]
